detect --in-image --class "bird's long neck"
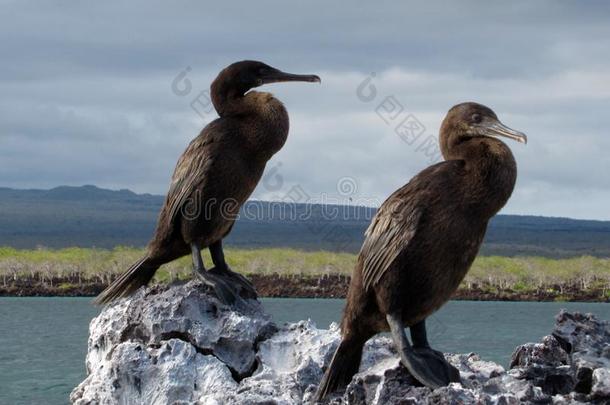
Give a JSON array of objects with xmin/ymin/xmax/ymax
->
[
  {"xmin": 460, "ymin": 139, "xmax": 518, "ymax": 217},
  {"xmin": 211, "ymin": 85, "xmax": 289, "ymax": 160},
  {"xmin": 242, "ymin": 91, "xmax": 290, "ymax": 159},
  {"xmin": 210, "ymin": 80, "xmax": 243, "ymax": 117}
]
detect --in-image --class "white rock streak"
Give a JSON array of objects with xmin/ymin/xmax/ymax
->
[{"xmin": 71, "ymin": 282, "xmax": 610, "ymax": 404}]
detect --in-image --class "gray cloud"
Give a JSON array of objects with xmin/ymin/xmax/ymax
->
[{"xmin": 1, "ymin": 1, "xmax": 609, "ymax": 219}]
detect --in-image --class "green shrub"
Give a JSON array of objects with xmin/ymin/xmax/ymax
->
[{"xmin": 1, "ymin": 247, "xmax": 609, "ymax": 294}]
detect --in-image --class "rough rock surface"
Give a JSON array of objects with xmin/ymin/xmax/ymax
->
[{"xmin": 71, "ymin": 282, "xmax": 610, "ymax": 404}]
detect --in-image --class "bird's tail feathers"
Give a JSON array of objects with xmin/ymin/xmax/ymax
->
[
  {"xmin": 94, "ymin": 256, "xmax": 159, "ymax": 305},
  {"xmin": 313, "ymin": 336, "xmax": 365, "ymax": 402}
]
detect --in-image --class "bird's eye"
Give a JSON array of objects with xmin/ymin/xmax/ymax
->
[{"xmin": 471, "ymin": 113, "xmax": 482, "ymax": 123}]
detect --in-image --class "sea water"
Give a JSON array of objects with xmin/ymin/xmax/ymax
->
[{"xmin": 0, "ymin": 298, "xmax": 608, "ymax": 405}]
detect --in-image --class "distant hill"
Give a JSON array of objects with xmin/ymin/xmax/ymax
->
[{"xmin": 1, "ymin": 185, "xmax": 609, "ymax": 258}]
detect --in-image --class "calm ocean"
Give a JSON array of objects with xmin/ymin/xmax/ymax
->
[{"xmin": 0, "ymin": 298, "xmax": 608, "ymax": 405}]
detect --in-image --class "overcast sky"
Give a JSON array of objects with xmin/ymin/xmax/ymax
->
[{"xmin": 1, "ymin": 1, "xmax": 609, "ymax": 220}]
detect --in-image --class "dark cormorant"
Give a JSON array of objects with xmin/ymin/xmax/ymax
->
[
  {"xmin": 95, "ymin": 60, "xmax": 320, "ymax": 305},
  {"xmin": 314, "ymin": 102, "xmax": 527, "ymax": 401}
]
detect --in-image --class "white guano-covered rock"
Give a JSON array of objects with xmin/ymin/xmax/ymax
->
[{"xmin": 71, "ymin": 282, "xmax": 610, "ymax": 404}]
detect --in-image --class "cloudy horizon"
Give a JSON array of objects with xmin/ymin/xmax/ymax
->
[{"xmin": 2, "ymin": 1, "xmax": 609, "ymax": 220}]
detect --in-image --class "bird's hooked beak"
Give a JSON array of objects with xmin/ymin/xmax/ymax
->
[
  {"xmin": 478, "ymin": 119, "xmax": 528, "ymax": 144},
  {"xmin": 260, "ymin": 68, "xmax": 321, "ymax": 85}
]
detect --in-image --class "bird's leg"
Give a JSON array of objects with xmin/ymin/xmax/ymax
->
[
  {"xmin": 410, "ymin": 319, "xmax": 460, "ymax": 375},
  {"xmin": 209, "ymin": 240, "xmax": 257, "ymax": 299},
  {"xmin": 411, "ymin": 319, "xmax": 443, "ymax": 355},
  {"xmin": 387, "ymin": 313, "xmax": 460, "ymax": 389},
  {"xmin": 191, "ymin": 242, "xmax": 238, "ymax": 305},
  {"xmin": 410, "ymin": 319, "xmax": 431, "ymax": 349}
]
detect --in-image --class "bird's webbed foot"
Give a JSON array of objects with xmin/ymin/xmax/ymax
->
[
  {"xmin": 211, "ymin": 265, "xmax": 258, "ymax": 300},
  {"xmin": 208, "ymin": 240, "xmax": 257, "ymax": 299},
  {"xmin": 387, "ymin": 313, "xmax": 461, "ymax": 389},
  {"xmin": 410, "ymin": 346, "xmax": 461, "ymax": 386},
  {"xmin": 191, "ymin": 243, "xmax": 245, "ymax": 306},
  {"xmin": 193, "ymin": 267, "xmax": 240, "ymax": 305}
]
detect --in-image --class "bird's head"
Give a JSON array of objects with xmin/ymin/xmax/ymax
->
[
  {"xmin": 440, "ymin": 102, "xmax": 527, "ymax": 160},
  {"xmin": 211, "ymin": 60, "xmax": 320, "ymax": 115}
]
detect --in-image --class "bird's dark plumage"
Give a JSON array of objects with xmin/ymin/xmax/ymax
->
[
  {"xmin": 96, "ymin": 61, "xmax": 320, "ymax": 305},
  {"xmin": 315, "ymin": 102, "xmax": 527, "ymax": 401}
]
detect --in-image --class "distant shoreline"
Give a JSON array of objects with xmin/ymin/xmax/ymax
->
[
  {"xmin": 2, "ymin": 274, "xmax": 609, "ymax": 302},
  {"xmin": 2, "ymin": 185, "xmax": 610, "ymax": 258}
]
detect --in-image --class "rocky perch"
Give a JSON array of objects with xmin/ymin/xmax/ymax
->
[{"xmin": 71, "ymin": 281, "xmax": 610, "ymax": 404}]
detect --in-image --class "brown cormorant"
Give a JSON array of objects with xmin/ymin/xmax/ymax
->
[
  {"xmin": 314, "ymin": 102, "xmax": 527, "ymax": 401},
  {"xmin": 95, "ymin": 60, "xmax": 320, "ymax": 305}
]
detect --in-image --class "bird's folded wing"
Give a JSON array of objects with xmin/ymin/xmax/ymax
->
[
  {"xmin": 165, "ymin": 133, "xmax": 218, "ymax": 227},
  {"xmin": 360, "ymin": 199, "xmax": 423, "ymax": 291}
]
